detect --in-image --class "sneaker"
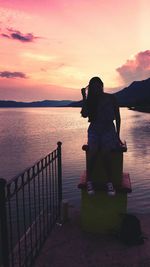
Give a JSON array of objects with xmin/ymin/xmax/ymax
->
[
  {"xmin": 87, "ymin": 181, "xmax": 95, "ymax": 195},
  {"xmin": 107, "ymin": 182, "xmax": 116, "ymax": 196}
]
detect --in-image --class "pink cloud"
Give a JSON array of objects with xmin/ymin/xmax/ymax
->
[{"xmin": 116, "ymin": 50, "xmax": 150, "ymax": 84}]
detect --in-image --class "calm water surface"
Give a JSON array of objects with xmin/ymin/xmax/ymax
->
[{"xmin": 0, "ymin": 107, "xmax": 150, "ymax": 213}]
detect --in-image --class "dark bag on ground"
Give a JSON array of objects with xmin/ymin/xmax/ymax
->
[{"xmin": 119, "ymin": 214, "xmax": 145, "ymax": 246}]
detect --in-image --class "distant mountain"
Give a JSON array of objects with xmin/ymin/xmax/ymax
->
[
  {"xmin": 68, "ymin": 100, "xmax": 82, "ymax": 107},
  {"xmin": 68, "ymin": 77, "xmax": 150, "ymax": 108},
  {"xmin": 0, "ymin": 100, "xmax": 73, "ymax": 108},
  {"xmin": 114, "ymin": 77, "xmax": 150, "ymax": 107}
]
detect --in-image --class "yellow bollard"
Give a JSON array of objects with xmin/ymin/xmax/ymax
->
[{"xmin": 79, "ymin": 144, "xmax": 131, "ymax": 234}]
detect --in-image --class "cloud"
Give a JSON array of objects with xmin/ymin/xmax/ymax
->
[
  {"xmin": 116, "ymin": 50, "xmax": 150, "ymax": 84},
  {"xmin": 1, "ymin": 28, "xmax": 39, "ymax": 42},
  {"xmin": 0, "ymin": 71, "xmax": 27, "ymax": 78},
  {"xmin": 1, "ymin": 33, "xmax": 10, "ymax": 38}
]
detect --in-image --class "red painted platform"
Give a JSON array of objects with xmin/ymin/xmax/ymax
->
[{"xmin": 78, "ymin": 172, "xmax": 132, "ymax": 193}]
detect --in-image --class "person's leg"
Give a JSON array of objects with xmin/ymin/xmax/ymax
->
[
  {"xmin": 86, "ymin": 145, "xmax": 98, "ymax": 195},
  {"xmin": 101, "ymin": 149, "xmax": 113, "ymax": 182},
  {"xmin": 101, "ymin": 149, "xmax": 116, "ymax": 196},
  {"xmin": 87, "ymin": 146, "xmax": 98, "ymax": 181},
  {"xmin": 100, "ymin": 128, "xmax": 117, "ymax": 196}
]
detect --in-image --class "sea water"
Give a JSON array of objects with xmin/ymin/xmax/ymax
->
[{"xmin": 0, "ymin": 107, "xmax": 149, "ymax": 213}]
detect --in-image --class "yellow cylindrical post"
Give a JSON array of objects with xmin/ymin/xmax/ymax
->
[{"xmin": 80, "ymin": 145, "xmax": 129, "ymax": 234}]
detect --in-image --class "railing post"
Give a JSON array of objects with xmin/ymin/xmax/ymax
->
[
  {"xmin": 0, "ymin": 178, "xmax": 9, "ymax": 267},
  {"xmin": 57, "ymin": 142, "xmax": 62, "ymax": 213}
]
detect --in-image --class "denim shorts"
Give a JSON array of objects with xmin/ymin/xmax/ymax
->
[{"xmin": 88, "ymin": 123, "xmax": 120, "ymax": 151}]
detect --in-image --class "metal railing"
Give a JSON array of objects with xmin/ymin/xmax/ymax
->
[{"xmin": 0, "ymin": 142, "xmax": 62, "ymax": 267}]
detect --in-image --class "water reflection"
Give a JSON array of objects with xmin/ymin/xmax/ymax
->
[
  {"xmin": 0, "ymin": 107, "xmax": 149, "ymax": 213},
  {"xmin": 131, "ymin": 125, "xmax": 150, "ymax": 156},
  {"xmin": 120, "ymin": 109, "xmax": 150, "ymax": 213}
]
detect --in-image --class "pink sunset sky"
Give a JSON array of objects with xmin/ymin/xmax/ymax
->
[{"xmin": 0, "ymin": 0, "xmax": 150, "ymax": 101}]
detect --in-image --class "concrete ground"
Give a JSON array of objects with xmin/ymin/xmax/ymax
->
[{"xmin": 35, "ymin": 207, "xmax": 150, "ymax": 267}]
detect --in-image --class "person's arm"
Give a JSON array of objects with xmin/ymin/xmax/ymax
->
[
  {"xmin": 112, "ymin": 95, "xmax": 121, "ymax": 139},
  {"xmin": 80, "ymin": 88, "xmax": 88, "ymax": 118}
]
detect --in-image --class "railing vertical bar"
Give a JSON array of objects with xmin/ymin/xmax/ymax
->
[
  {"xmin": 57, "ymin": 142, "xmax": 62, "ymax": 218},
  {"xmin": 37, "ymin": 163, "xmax": 42, "ymax": 247},
  {"xmin": 33, "ymin": 167, "xmax": 38, "ymax": 253},
  {"xmin": 15, "ymin": 180, "xmax": 22, "ymax": 266},
  {"xmin": 7, "ymin": 194, "xmax": 15, "ymax": 267},
  {"xmin": 56, "ymin": 151, "xmax": 59, "ymax": 217},
  {"xmin": 41, "ymin": 159, "xmax": 45, "ymax": 240},
  {"xmin": 45, "ymin": 157, "xmax": 49, "ymax": 234},
  {"xmin": 53, "ymin": 151, "xmax": 56, "ymax": 219},
  {"xmin": 48, "ymin": 155, "xmax": 52, "ymax": 229},
  {"xmin": 28, "ymin": 171, "xmax": 33, "ymax": 263},
  {"xmin": 52, "ymin": 152, "xmax": 55, "ymax": 223},
  {"xmin": 51, "ymin": 154, "xmax": 53, "ymax": 226},
  {"xmin": 22, "ymin": 174, "xmax": 28, "ymax": 265},
  {"xmin": 47, "ymin": 156, "xmax": 50, "ymax": 230},
  {"xmin": 56, "ymin": 152, "xmax": 60, "ymax": 217}
]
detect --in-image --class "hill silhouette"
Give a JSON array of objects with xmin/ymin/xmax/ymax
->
[
  {"xmin": 115, "ymin": 77, "xmax": 150, "ymax": 107},
  {"xmin": 0, "ymin": 100, "xmax": 72, "ymax": 108}
]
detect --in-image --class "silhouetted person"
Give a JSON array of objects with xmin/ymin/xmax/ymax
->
[{"xmin": 81, "ymin": 76, "xmax": 122, "ymax": 196}]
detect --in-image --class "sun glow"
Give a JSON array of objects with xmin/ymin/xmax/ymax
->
[{"xmin": 22, "ymin": 52, "xmax": 57, "ymax": 62}]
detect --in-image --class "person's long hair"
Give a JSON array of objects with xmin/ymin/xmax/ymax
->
[{"xmin": 87, "ymin": 77, "xmax": 104, "ymax": 122}]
